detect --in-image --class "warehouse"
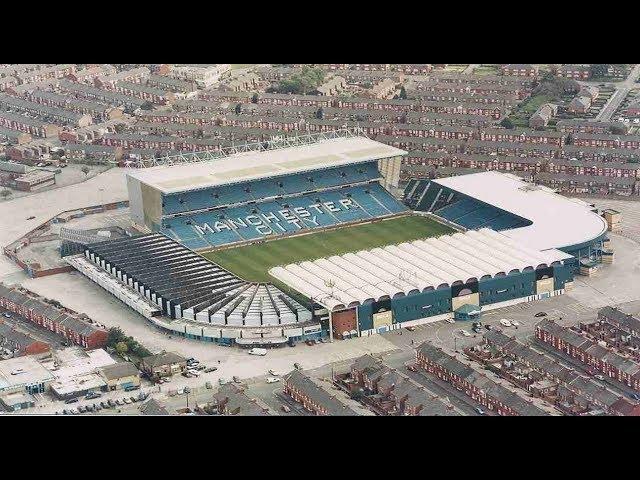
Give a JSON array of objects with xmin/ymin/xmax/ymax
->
[{"xmin": 270, "ymin": 228, "xmax": 575, "ymax": 338}]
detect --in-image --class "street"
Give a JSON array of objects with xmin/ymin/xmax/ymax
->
[{"xmin": 594, "ymin": 64, "xmax": 640, "ymax": 121}]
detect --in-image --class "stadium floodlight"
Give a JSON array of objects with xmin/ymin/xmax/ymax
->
[{"xmin": 123, "ymin": 127, "xmax": 370, "ymax": 169}]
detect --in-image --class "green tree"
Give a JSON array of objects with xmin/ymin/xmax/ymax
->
[
  {"xmin": 251, "ymin": 93, "xmax": 259, "ymax": 104},
  {"xmin": 315, "ymin": 107, "xmax": 324, "ymax": 119},
  {"xmin": 0, "ymin": 189, "xmax": 12, "ymax": 200},
  {"xmin": 140, "ymin": 101, "xmax": 154, "ymax": 111},
  {"xmin": 610, "ymin": 124, "xmax": 627, "ymax": 135},
  {"xmin": 398, "ymin": 86, "xmax": 408, "ymax": 100},
  {"xmin": 235, "ymin": 103, "xmax": 242, "ymax": 115},
  {"xmin": 115, "ymin": 341, "xmax": 129, "ymax": 356},
  {"xmin": 81, "ymin": 166, "xmax": 91, "ymax": 177},
  {"xmin": 500, "ymin": 117, "xmax": 515, "ymax": 129}
]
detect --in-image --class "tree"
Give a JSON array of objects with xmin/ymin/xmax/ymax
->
[
  {"xmin": 115, "ymin": 342, "xmax": 129, "ymax": 356},
  {"xmin": 610, "ymin": 124, "xmax": 627, "ymax": 135},
  {"xmin": 81, "ymin": 166, "xmax": 91, "ymax": 177},
  {"xmin": 140, "ymin": 101, "xmax": 154, "ymax": 111},
  {"xmin": 500, "ymin": 117, "xmax": 515, "ymax": 129},
  {"xmin": 235, "ymin": 103, "xmax": 242, "ymax": 115},
  {"xmin": 251, "ymin": 93, "xmax": 259, "ymax": 104},
  {"xmin": 398, "ymin": 86, "xmax": 408, "ymax": 100},
  {"xmin": 315, "ymin": 107, "xmax": 324, "ymax": 120},
  {"xmin": 0, "ymin": 189, "xmax": 12, "ymax": 200}
]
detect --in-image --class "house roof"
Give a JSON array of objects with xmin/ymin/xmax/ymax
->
[
  {"xmin": 141, "ymin": 352, "xmax": 186, "ymax": 368},
  {"xmin": 100, "ymin": 362, "xmax": 139, "ymax": 380}
]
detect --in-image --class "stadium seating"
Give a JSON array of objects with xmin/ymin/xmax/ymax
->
[
  {"xmin": 161, "ymin": 162, "xmax": 382, "ymax": 216},
  {"xmin": 160, "ymin": 180, "xmax": 407, "ymax": 248}
]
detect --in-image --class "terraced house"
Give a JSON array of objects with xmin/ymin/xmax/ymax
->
[{"xmin": 0, "ymin": 284, "xmax": 108, "ymax": 349}]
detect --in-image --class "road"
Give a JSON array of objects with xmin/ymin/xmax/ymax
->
[{"xmin": 595, "ymin": 64, "xmax": 640, "ymax": 121}]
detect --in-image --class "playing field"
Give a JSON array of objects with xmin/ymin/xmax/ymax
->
[{"xmin": 202, "ymin": 215, "xmax": 454, "ymax": 283}]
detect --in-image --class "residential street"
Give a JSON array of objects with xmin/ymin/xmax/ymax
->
[{"xmin": 595, "ymin": 64, "xmax": 640, "ymax": 121}]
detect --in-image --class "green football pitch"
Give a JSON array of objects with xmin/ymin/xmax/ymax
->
[{"xmin": 201, "ymin": 215, "xmax": 454, "ymax": 283}]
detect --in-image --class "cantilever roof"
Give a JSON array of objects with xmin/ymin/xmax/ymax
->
[
  {"xmin": 432, "ymin": 171, "xmax": 608, "ymax": 251},
  {"xmin": 126, "ymin": 136, "xmax": 406, "ymax": 194},
  {"xmin": 269, "ymin": 228, "xmax": 572, "ymax": 311}
]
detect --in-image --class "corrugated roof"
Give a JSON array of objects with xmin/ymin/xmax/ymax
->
[{"xmin": 270, "ymin": 228, "xmax": 572, "ymax": 311}]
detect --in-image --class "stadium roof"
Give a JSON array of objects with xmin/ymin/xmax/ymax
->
[
  {"xmin": 432, "ymin": 171, "xmax": 608, "ymax": 251},
  {"xmin": 126, "ymin": 136, "xmax": 406, "ymax": 194},
  {"xmin": 269, "ymin": 228, "xmax": 572, "ymax": 311}
]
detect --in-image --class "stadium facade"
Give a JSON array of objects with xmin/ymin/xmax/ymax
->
[{"xmin": 65, "ymin": 132, "xmax": 610, "ymax": 345}]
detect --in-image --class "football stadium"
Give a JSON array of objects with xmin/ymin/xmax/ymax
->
[{"xmin": 64, "ymin": 130, "xmax": 611, "ymax": 346}]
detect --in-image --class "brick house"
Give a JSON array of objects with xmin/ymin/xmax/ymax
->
[
  {"xmin": 0, "ymin": 284, "xmax": 108, "ymax": 349},
  {"xmin": 416, "ymin": 342, "xmax": 547, "ymax": 416},
  {"xmin": 556, "ymin": 65, "xmax": 591, "ymax": 80},
  {"xmin": 501, "ymin": 64, "xmax": 539, "ymax": 77},
  {"xmin": 535, "ymin": 319, "xmax": 640, "ymax": 391}
]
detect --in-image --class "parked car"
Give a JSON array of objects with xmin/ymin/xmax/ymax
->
[
  {"xmin": 534, "ymin": 312, "xmax": 547, "ymax": 318},
  {"xmin": 233, "ymin": 376, "xmax": 242, "ymax": 383},
  {"xmin": 281, "ymin": 405, "xmax": 291, "ymax": 413},
  {"xmin": 405, "ymin": 326, "xmax": 416, "ymax": 332},
  {"xmin": 204, "ymin": 367, "xmax": 218, "ymax": 373},
  {"xmin": 459, "ymin": 329, "xmax": 471, "ymax": 337},
  {"xmin": 268, "ymin": 369, "xmax": 280, "ymax": 376},
  {"xmin": 407, "ymin": 364, "xmax": 418, "ymax": 372},
  {"xmin": 85, "ymin": 391, "xmax": 101, "ymax": 400},
  {"xmin": 2, "ymin": 313, "xmax": 11, "ymax": 318},
  {"xmin": 205, "ymin": 381, "xmax": 213, "ymax": 389},
  {"xmin": 94, "ymin": 404, "xmax": 102, "ymax": 411},
  {"xmin": 293, "ymin": 363, "xmax": 302, "ymax": 370},
  {"xmin": 499, "ymin": 319, "xmax": 512, "ymax": 328},
  {"xmin": 219, "ymin": 378, "xmax": 229, "ymax": 386},
  {"xmin": 594, "ymin": 375, "xmax": 606, "ymax": 381},
  {"xmin": 124, "ymin": 385, "xmax": 140, "ymax": 392},
  {"xmin": 266, "ymin": 377, "xmax": 280, "ymax": 384},
  {"xmin": 511, "ymin": 320, "xmax": 520, "ymax": 327},
  {"xmin": 65, "ymin": 398, "xmax": 79, "ymax": 404},
  {"xmin": 78, "ymin": 405, "xmax": 86, "ymax": 413},
  {"xmin": 248, "ymin": 348, "xmax": 267, "ymax": 356},
  {"xmin": 123, "ymin": 397, "xmax": 132, "ymax": 404},
  {"xmin": 475, "ymin": 406, "xmax": 485, "ymax": 415}
]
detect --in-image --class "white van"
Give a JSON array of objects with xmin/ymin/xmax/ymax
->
[{"xmin": 248, "ymin": 348, "xmax": 267, "ymax": 356}]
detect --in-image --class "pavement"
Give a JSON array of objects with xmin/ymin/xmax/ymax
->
[
  {"xmin": 594, "ymin": 64, "xmax": 640, "ymax": 121},
  {"xmin": 0, "ymin": 167, "xmax": 130, "ymax": 279}
]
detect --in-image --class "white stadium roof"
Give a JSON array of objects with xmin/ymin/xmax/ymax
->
[
  {"xmin": 433, "ymin": 171, "xmax": 608, "ymax": 252},
  {"xmin": 269, "ymin": 228, "xmax": 572, "ymax": 311},
  {"xmin": 126, "ymin": 136, "xmax": 406, "ymax": 194}
]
